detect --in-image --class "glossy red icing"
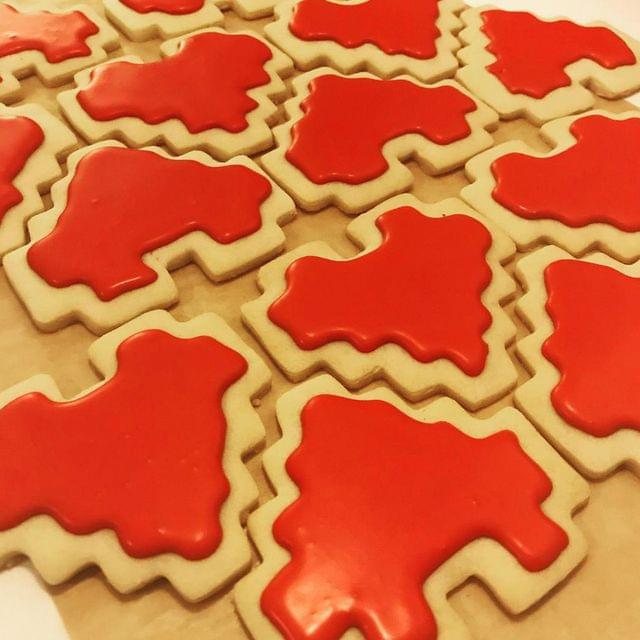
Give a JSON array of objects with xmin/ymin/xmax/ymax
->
[
  {"xmin": 543, "ymin": 260, "xmax": 640, "ymax": 437},
  {"xmin": 77, "ymin": 32, "xmax": 273, "ymax": 134},
  {"xmin": 268, "ymin": 207, "xmax": 493, "ymax": 376},
  {"xmin": 0, "ymin": 116, "xmax": 44, "ymax": 222},
  {"xmin": 286, "ymin": 75, "xmax": 477, "ymax": 184},
  {"xmin": 492, "ymin": 115, "xmax": 640, "ymax": 231},
  {"xmin": 27, "ymin": 147, "xmax": 271, "ymax": 301},
  {"xmin": 289, "ymin": 0, "xmax": 442, "ymax": 60},
  {"xmin": 121, "ymin": 0, "xmax": 204, "ymax": 14},
  {"xmin": 262, "ymin": 394, "xmax": 568, "ymax": 640},
  {"xmin": 481, "ymin": 9, "xmax": 637, "ymax": 98},
  {"xmin": 0, "ymin": 4, "xmax": 99, "ymax": 64},
  {"xmin": 0, "ymin": 329, "xmax": 248, "ymax": 560}
]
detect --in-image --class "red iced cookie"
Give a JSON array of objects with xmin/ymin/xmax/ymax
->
[
  {"xmin": 268, "ymin": 207, "xmax": 492, "ymax": 376},
  {"xmin": 543, "ymin": 260, "xmax": 640, "ymax": 437},
  {"xmin": 26, "ymin": 146, "xmax": 272, "ymax": 301}
]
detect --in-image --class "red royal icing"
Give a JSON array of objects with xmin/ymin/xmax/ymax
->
[
  {"xmin": 77, "ymin": 32, "xmax": 273, "ymax": 134},
  {"xmin": 289, "ymin": 0, "xmax": 442, "ymax": 60},
  {"xmin": 286, "ymin": 75, "xmax": 477, "ymax": 184},
  {"xmin": 492, "ymin": 115, "xmax": 640, "ymax": 231},
  {"xmin": 481, "ymin": 10, "xmax": 637, "ymax": 98},
  {"xmin": 0, "ymin": 329, "xmax": 248, "ymax": 560},
  {"xmin": 0, "ymin": 4, "xmax": 98, "ymax": 64},
  {"xmin": 0, "ymin": 116, "xmax": 44, "ymax": 222},
  {"xmin": 543, "ymin": 260, "xmax": 640, "ymax": 437},
  {"xmin": 121, "ymin": 0, "xmax": 204, "ymax": 14},
  {"xmin": 27, "ymin": 147, "xmax": 271, "ymax": 301},
  {"xmin": 262, "ymin": 394, "xmax": 568, "ymax": 640},
  {"xmin": 268, "ymin": 207, "xmax": 493, "ymax": 376}
]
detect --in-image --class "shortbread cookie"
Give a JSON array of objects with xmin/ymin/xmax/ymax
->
[
  {"xmin": 0, "ymin": 1, "xmax": 120, "ymax": 102},
  {"xmin": 103, "ymin": 0, "xmax": 277, "ymax": 41},
  {"xmin": 4, "ymin": 141, "xmax": 295, "ymax": 335},
  {"xmin": 456, "ymin": 7, "xmax": 640, "ymax": 124},
  {"xmin": 0, "ymin": 103, "xmax": 76, "ymax": 260},
  {"xmin": 516, "ymin": 247, "xmax": 640, "ymax": 479},
  {"xmin": 261, "ymin": 68, "xmax": 497, "ymax": 214},
  {"xmin": 58, "ymin": 29, "xmax": 292, "ymax": 160},
  {"xmin": 463, "ymin": 110, "xmax": 640, "ymax": 262},
  {"xmin": 242, "ymin": 195, "xmax": 517, "ymax": 408},
  {"xmin": 265, "ymin": 0, "xmax": 464, "ymax": 83},
  {"xmin": 0, "ymin": 310, "xmax": 270, "ymax": 601},
  {"xmin": 236, "ymin": 375, "xmax": 589, "ymax": 640}
]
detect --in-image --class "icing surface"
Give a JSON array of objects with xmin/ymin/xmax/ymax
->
[
  {"xmin": 262, "ymin": 394, "xmax": 568, "ymax": 640},
  {"xmin": 77, "ymin": 32, "xmax": 273, "ymax": 134},
  {"xmin": 289, "ymin": 0, "xmax": 442, "ymax": 60},
  {"xmin": 268, "ymin": 207, "xmax": 493, "ymax": 376},
  {"xmin": 0, "ymin": 329, "xmax": 248, "ymax": 560},
  {"xmin": 0, "ymin": 4, "xmax": 99, "ymax": 63},
  {"xmin": 492, "ymin": 115, "xmax": 640, "ymax": 231},
  {"xmin": 286, "ymin": 75, "xmax": 477, "ymax": 184},
  {"xmin": 544, "ymin": 260, "xmax": 640, "ymax": 437},
  {"xmin": 481, "ymin": 9, "xmax": 637, "ymax": 98},
  {"xmin": 121, "ymin": 0, "xmax": 205, "ymax": 14},
  {"xmin": 0, "ymin": 116, "xmax": 44, "ymax": 222},
  {"xmin": 27, "ymin": 147, "xmax": 271, "ymax": 301}
]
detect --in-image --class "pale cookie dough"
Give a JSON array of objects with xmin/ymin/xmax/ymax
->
[
  {"xmin": 4, "ymin": 141, "xmax": 295, "ymax": 335},
  {"xmin": 456, "ymin": 6, "xmax": 640, "ymax": 124},
  {"xmin": 235, "ymin": 375, "xmax": 589, "ymax": 640},
  {"xmin": 516, "ymin": 246, "xmax": 640, "ymax": 479},
  {"xmin": 57, "ymin": 28, "xmax": 293, "ymax": 160},
  {"xmin": 261, "ymin": 68, "xmax": 498, "ymax": 214},
  {"xmin": 0, "ymin": 103, "xmax": 76, "ymax": 260},
  {"xmin": 242, "ymin": 195, "xmax": 518, "ymax": 409},
  {"xmin": 462, "ymin": 110, "xmax": 640, "ymax": 262},
  {"xmin": 0, "ymin": 310, "xmax": 271, "ymax": 602},
  {"xmin": 265, "ymin": 0, "xmax": 465, "ymax": 83},
  {"xmin": 0, "ymin": 1, "xmax": 120, "ymax": 102}
]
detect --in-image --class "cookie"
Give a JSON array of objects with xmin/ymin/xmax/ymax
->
[
  {"xmin": 0, "ymin": 1, "xmax": 120, "ymax": 102},
  {"xmin": 264, "ymin": 0, "xmax": 465, "ymax": 83},
  {"xmin": 462, "ymin": 110, "xmax": 640, "ymax": 262},
  {"xmin": 3, "ymin": 141, "xmax": 295, "ymax": 335},
  {"xmin": 0, "ymin": 103, "xmax": 76, "ymax": 261},
  {"xmin": 242, "ymin": 195, "xmax": 517, "ymax": 408},
  {"xmin": 261, "ymin": 68, "xmax": 497, "ymax": 214},
  {"xmin": 103, "ymin": 0, "xmax": 225, "ymax": 41},
  {"xmin": 516, "ymin": 246, "xmax": 640, "ymax": 479},
  {"xmin": 456, "ymin": 7, "xmax": 640, "ymax": 124},
  {"xmin": 235, "ymin": 374, "xmax": 589, "ymax": 640},
  {"xmin": 104, "ymin": 0, "xmax": 278, "ymax": 41},
  {"xmin": 57, "ymin": 29, "xmax": 292, "ymax": 160},
  {"xmin": 0, "ymin": 310, "xmax": 269, "ymax": 601}
]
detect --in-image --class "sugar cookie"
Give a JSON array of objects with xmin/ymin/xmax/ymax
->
[
  {"xmin": 261, "ymin": 68, "xmax": 497, "ymax": 214},
  {"xmin": 0, "ymin": 310, "xmax": 270, "ymax": 601},
  {"xmin": 4, "ymin": 141, "xmax": 294, "ymax": 335},
  {"xmin": 456, "ymin": 6, "xmax": 640, "ymax": 124},
  {"xmin": 0, "ymin": 103, "xmax": 76, "ymax": 261},
  {"xmin": 265, "ymin": 0, "xmax": 465, "ymax": 83},
  {"xmin": 516, "ymin": 247, "xmax": 640, "ymax": 479},
  {"xmin": 236, "ymin": 375, "xmax": 589, "ymax": 640},
  {"xmin": 0, "ymin": 1, "xmax": 120, "ymax": 101},
  {"xmin": 463, "ymin": 110, "xmax": 640, "ymax": 262},
  {"xmin": 58, "ymin": 29, "xmax": 292, "ymax": 160},
  {"xmin": 242, "ymin": 195, "xmax": 517, "ymax": 409}
]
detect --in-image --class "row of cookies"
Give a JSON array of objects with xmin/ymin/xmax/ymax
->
[
  {"xmin": 0, "ymin": 2, "xmax": 638, "ymax": 639},
  {"xmin": 0, "ymin": 190, "xmax": 637, "ymax": 636}
]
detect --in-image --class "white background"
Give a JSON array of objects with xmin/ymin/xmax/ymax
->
[{"xmin": 3, "ymin": 1, "xmax": 639, "ymax": 639}]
